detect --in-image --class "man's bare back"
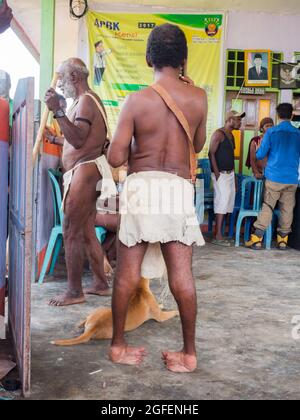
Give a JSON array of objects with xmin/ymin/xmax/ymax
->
[{"xmin": 110, "ymin": 76, "xmax": 207, "ymax": 178}]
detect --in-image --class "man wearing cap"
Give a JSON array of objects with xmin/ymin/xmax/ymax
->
[
  {"xmin": 209, "ymin": 110, "xmax": 245, "ymax": 245},
  {"xmin": 248, "ymin": 54, "xmax": 268, "ymax": 81}
]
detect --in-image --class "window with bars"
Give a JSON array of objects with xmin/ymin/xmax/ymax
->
[{"xmin": 226, "ymin": 50, "xmax": 283, "ymax": 90}]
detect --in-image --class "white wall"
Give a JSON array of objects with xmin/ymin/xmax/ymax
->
[
  {"xmin": 54, "ymin": 1, "xmax": 80, "ymax": 69},
  {"xmin": 226, "ymin": 10, "xmax": 300, "ymax": 103}
]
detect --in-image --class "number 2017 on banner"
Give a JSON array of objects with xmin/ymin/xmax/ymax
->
[{"xmin": 138, "ymin": 23, "xmax": 156, "ymax": 29}]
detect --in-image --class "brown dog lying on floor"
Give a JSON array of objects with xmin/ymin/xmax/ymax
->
[{"xmin": 52, "ymin": 277, "xmax": 178, "ymax": 346}]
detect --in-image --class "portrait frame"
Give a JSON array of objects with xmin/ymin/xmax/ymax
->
[
  {"xmin": 279, "ymin": 63, "xmax": 298, "ymax": 89},
  {"xmin": 245, "ymin": 50, "xmax": 272, "ymax": 87}
]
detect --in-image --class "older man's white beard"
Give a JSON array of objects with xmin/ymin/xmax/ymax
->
[{"xmin": 63, "ymin": 81, "xmax": 77, "ymax": 100}]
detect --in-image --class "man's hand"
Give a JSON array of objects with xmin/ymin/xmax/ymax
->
[
  {"xmin": 254, "ymin": 171, "xmax": 263, "ymax": 179},
  {"xmin": 44, "ymin": 88, "xmax": 61, "ymax": 113},
  {"xmin": 215, "ymin": 172, "xmax": 221, "ymax": 181},
  {"xmin": 179, "ymin": 75, "xmax": 195, "ymax": 86},
  {"xmin": 44, "ymin": 127, "xmax": 56, "ymax": 144},
  {"xmin": 0, "ymin": 0, "xmax": 12, "ymax": 34}
]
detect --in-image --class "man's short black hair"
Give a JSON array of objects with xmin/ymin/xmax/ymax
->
[
  {"xmin": 146, "ymin": 24, "xmax": 188, "ymax": 70},
  {"xmin": 254, "ymin": 53, "xmax": 263, "ymax": 60},
  {"xmin": 95, "ymin": 40, "xmax": 103, "ymax": 48},
  {"xmin": 276, "ymin": 103, "xmax": 294, "ymax": 120}
]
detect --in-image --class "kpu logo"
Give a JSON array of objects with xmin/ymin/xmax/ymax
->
[{"xmin": 95, "ymin": 19, "xmax": 120, "ymax": 31}]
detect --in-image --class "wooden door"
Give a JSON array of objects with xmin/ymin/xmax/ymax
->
[{"xmin": 225, "ymin": 92, "xmax": 278, "ymax": 174}]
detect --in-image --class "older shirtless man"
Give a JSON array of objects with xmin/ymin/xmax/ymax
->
[
  {"xmin": 45, "ymin": 58, "xmax": 116, "ymax": 306},
  {"xmin": 108, "ymin": 24, "xmax": 207, "ymax": 372}
]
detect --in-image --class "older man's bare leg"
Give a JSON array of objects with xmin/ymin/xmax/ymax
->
[
  {"xmin": 160, "ymin": 242, "xmax": 197, "ymax": 373},
  {"xmin": 109, "ymin": 241, "xmax": 148, "ymax": 365},
  {"xmin": 49, "ymin": 164, "xmax": 106, "ymax": 306},
  {"xmin": 83, "ymin": 210, "xmax": 111, "ymax": 296}
]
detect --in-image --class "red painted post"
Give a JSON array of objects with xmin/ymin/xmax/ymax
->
[{"xmin": 0, "ymin": 97, "xmax": 9, "ymax": 317}]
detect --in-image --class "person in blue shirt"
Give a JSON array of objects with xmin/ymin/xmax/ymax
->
[{"xmin": 246, "ymin": 103, "xmax": 300, "ymax": 250}]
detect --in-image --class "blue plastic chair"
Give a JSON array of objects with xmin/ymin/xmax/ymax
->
[
  {"xmin": 235, "ymin": 177, "xmax": 272, "ymax": 250},
  {"xmin": 38, "ymin": 169, "xmax": 106, "ymax": 284},
  {"xmin": 228, "ymin": 174, "xmax": 247, "ymax": 238},
  {"xmin": 197, "ymin": 158, "xmax": 214, "ymax": 232},
  {"xmin": 195, "ymin": 178, "xmax": 204, "ymax": 224}
]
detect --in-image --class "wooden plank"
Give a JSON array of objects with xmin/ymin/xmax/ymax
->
[
  {"xmin": 39, "ymin": 0, "xmax": 55, "ymax": 101},
  {"xmin": 259, "ymin": 99, "xmax": 271, "ymax": 123}
]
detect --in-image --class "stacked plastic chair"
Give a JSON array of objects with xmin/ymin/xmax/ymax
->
[
  {"xmin": 197, "ymin": 158, "xmax": 214, "ymax": 232},
  {"xmin": 38, "ymin": 169, "xmax": 106, "ymax": 284},
  {"xmin": 235, "ymin": 177, "xmax": 272, "ymax": 250}
]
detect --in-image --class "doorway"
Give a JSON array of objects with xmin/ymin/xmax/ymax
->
[{"xmin": 225, "ymin": 91, "xmax": 278, "ymax": 174}]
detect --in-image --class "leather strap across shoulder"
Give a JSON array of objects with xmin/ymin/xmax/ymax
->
[
  {"xmin": 150, "ymin": 83, "xmax": 197, "ymax": 183},
  {"xmin": 85, "ymin": 92, "xmax": 112, "ymax": 141}
]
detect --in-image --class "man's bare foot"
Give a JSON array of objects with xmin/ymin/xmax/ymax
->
[
  {"xmin": 162, "ymin": 351, "xmax": 197, "ymax": 373},
  {"xmin": 84, "ymin": 286, "xmax": 112, "ymax": 296},
  {"xmin": 109, "ymin": 345, "xmax": 147, "ymax": 366},
  {"xmin": 48, "ymin": 291, "xmax": 85, "ymax": 307}
]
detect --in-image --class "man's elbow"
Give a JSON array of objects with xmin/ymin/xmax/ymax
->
[
  {"xmin": 194, "ymin": 139, "xmax": 206, "ymax": 154},
  {"xmin": 107, "ymin": 151, "xmax": 122, "ymax": 168}
]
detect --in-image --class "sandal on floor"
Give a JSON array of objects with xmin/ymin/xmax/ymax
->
[
  {"xmin": 245, "ymin": 234, "xmax": 263, "ymax": 250},
  {"xmin": 277, "ymin": 235, "xmax": 288, "ymax": 251}
]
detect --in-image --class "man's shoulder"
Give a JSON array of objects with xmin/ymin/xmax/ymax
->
[
  {"xmin": 266, "ymin": 125, "xmax": 277, "ymax": 135},
  {"xmin": 126, "ymin": 87, "xmax": 154, "ymax": 103},
  {"xmin": 191, "ymin": 85, "xmax": 207, "ymax": 101},
  {"xmin": 119, "ymin": 88, "xmax": 154, "ymax": 114},
  {"xmin": 78, "ymin": 91, "xmax": 106, "ymax": 116},
  {"xmin": 212, "ymin": 128, "xmax": 225, "ymax": 141},
  {"xmin": 80, "ymin": 90, "xmax": 101, "ymax": 103},
  {"xmin": 290, "ymin": 126, "xmax": 300, "ymax": 138}
]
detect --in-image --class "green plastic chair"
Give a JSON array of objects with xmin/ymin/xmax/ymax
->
[{"xmin": 38, "ymin": 169, "xmax": 106, "ymax": 284}]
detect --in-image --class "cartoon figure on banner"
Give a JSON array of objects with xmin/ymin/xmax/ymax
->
[
  {"xmin": 94, "ymin": 40, "xmax": 112, "ymax": 86},
  {"xmin": 245, "ymin": 50, "xmax": 272, "ymax": 87}
]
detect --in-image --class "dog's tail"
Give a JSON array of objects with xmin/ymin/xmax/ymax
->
[{"xmin": 51, "ymin": 327, "xmax": 96, "ymax": 346}]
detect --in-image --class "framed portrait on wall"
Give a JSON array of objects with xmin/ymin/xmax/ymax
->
[
  {"xmin": 245, "ymin": 50, "xmax": 272, "ymax": 87},
  {"xmin": 279, "ymin": 63, "xmax": 298, "ymax": 89}
]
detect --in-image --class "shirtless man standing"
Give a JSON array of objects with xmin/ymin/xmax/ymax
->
[
  {"xmin": 108, "ymin": 24, "xmax": 207, "ymax": 372},
  {"xmin": 45, "ymin": 58, "xmax": 115, "ymax": 306}
]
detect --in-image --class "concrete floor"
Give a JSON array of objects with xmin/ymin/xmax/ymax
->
[{"xmin": 28, "ymin": 243, "xmax": 300, "ymax": 400}]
